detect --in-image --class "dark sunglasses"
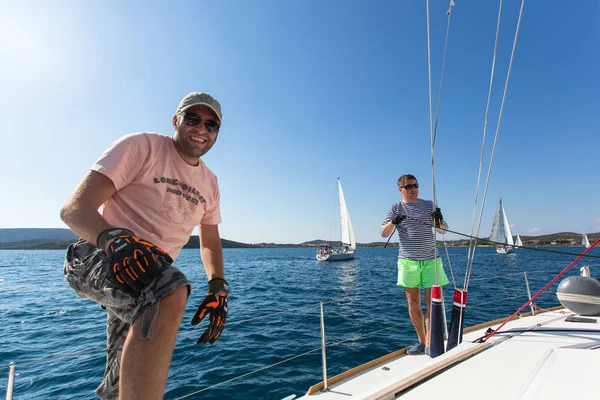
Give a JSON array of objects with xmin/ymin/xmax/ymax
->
[
  {"xmin": 181, "ymin": 112, "xmax": 220, "ymax": 134},
  {"xmin": 401, "ymin": 183, "xmax": 419, "ymax": 190}
]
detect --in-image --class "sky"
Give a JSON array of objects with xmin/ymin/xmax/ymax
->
[{"xmin": 0, "ymin": 0, "xmax": 598, "ymax": 244}]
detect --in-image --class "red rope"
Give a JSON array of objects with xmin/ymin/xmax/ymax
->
[{"xmin": 483, "ymin": 237, "xmax": 600, "ymax": 342}]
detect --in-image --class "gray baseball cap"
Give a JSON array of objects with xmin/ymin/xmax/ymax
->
[{"xmin": 176, "ymin": 92, "xmax": 222, "ymax": 123}]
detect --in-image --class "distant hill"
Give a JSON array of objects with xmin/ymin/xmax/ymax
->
[
  {"xmin": 518, "ymin": 232, "xmax": 599, "ymax": 244},
  {"xmin": 0, "ymin": 228, "xmax": 597, "ymax": 250},
  {"xmin": 0, "ymin": 229, "xmax": 256, "ymax": 250},
  {"xmin": 0, "ymin": 228, "xmax": 77, "ymax": 243}
]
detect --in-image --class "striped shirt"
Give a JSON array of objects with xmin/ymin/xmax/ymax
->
[{"xmin": 382, "ymin": 199, "xmax": 441, "ymax": 260}]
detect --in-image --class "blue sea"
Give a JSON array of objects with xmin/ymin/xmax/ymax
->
[{"xmin": 1, "ymin": 246, "xmax": 598, "ymax": 399}]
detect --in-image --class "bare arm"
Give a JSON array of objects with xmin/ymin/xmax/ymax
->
[
  {"xmin": 60, "ymin": 170, "xmax": 117, "ymax": 245},
  {"xmin": 380, "ymin": 221, "xmax": 396, "ymax": 237},
  {"xmin": 198, "ymin": 224, "xmax": 224, "ymax": 280}
]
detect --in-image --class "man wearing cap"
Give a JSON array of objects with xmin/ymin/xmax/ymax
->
[{"xmin": 61, "ymin": 92, "xmax": 228, "ymax": 399}]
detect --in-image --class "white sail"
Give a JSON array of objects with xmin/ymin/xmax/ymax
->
[
  {"xmin": 489, "ymin": 199, "xmax": 514, "ymax": 246},
  {"xmin": 515, "ymin": 234, "xmax": 523, "ymax": 247},
  {"xmin": 338, "ymin": 179, "xmax": 356, "ymax": 251},
  {"xmin": 582, "ymin": 233, "xmax": 590, "ymax": 248}
]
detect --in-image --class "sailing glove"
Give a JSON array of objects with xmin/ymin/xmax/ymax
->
[
  {"xmin": 97, "ymin": 228, "xmax": 173, "ymax": 292},
  {"xmin": 192, "ymin": 278, "xmax": 229, "ymax": 344},
  {"xmin": 392, "ymin": 214, "xmax": 406, "ymax": 225},
  {"xmin": 431, "ymin": 207, "xmax": 444, "ymax": 228}
]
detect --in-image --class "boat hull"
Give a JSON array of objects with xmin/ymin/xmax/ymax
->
[
  {"xmin": 495, "ymin": 246, "xmax": 513, "ymax": 254},
  {"xmin": 316, "ymin": 251, "xmax": 355, "ymax": 261}
]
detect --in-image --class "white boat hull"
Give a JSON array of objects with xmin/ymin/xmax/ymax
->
[
  {"xmin": 316, "ymin": 251, "xmax": 355, "ymax": 261},
  {"xmin": 495, "ymin": 246, "xmax": 513, "ymax": 254}
]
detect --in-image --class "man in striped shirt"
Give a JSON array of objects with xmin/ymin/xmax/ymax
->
[{"xmin": 381, "ymin": 174, "xmax": 449, "ymax": 355}]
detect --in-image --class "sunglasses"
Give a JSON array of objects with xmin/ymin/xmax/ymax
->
[
  {"xmin": 401, "ymin": 183, "xmax": 419, "ymax": 190},
  {"xmin": 181, "ymin": 112, "xmax": 220, "ymax": 134}
]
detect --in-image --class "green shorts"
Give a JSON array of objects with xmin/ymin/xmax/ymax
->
[{"xmin": 397, "ymin": 257, "xmax": 449, "ymax": 288}]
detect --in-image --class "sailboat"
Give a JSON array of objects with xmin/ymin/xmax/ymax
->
[
  {"xmin": 515, "ymin": 233, "xmax": 523, "ymax": 247},
  {"xmin": 489, "ymin": 199, "xmax": 514, "ymax": 254},
  {"xmin": 316, "ymin": 179, "xmax": 356, "ymax": 261},
  {"xmin": 582, "ymin": 233, "xmax": 590, "ymax": 248}
]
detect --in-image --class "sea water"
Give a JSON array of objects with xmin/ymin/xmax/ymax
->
[{"xmin": 1, "ymin": 246, "xmax": 597, "ymax": 399}]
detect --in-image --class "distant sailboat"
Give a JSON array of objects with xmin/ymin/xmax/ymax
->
[
  {"xmin": 582, "ymin": 233, "xmax": 590, "ymax": 248},
  {"xmin": 515, "ymin": 233, "xmax": 523, "ymax": 247},
  {"xmin": 316, "ymin": 179, "xmax": 356, "ymax": 261},
  {"xmin": 489, "ymin": 199, "xmax": 514, "ymax": 254}
]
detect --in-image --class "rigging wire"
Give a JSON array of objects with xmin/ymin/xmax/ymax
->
[
  {"xmin": 425, "ymin": 0, "xmax": 456, "ymax": 294},
  {"xmin": 426, "ymin": 0, "xmax": 454, "ymax": 215},
  {"xmin": 425, "ymin": 0, "xmax": 461, "ymax": 337},
  {"xmin": 465, "ymin": 0, "xmax": 527, "ymax": 290},
  {"xmin": 465, "ymin": 0, "xmax": 504, "ymax": 286}
]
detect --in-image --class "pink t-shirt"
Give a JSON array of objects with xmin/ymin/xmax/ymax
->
[{"xmin": 91, "ymin": 132, "xmax": 221, "ymax": 260}]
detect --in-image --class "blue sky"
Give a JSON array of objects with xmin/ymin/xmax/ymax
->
[{"xmin": 1, "ymin": 0, "xmax": 598, "ymax": 244}]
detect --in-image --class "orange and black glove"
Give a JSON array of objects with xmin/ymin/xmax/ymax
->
[
  {"xmin": 97, "ymin": 228, "xmax": 173, "ymax": 292},
  {"xmin": 191, "ymin": 278, "xmax": 229, "ymax": 344}
]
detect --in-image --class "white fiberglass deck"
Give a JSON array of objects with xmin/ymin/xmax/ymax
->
[{"xmin": 297, "ymin": 308, "xmax": 600, "ymax": 400}]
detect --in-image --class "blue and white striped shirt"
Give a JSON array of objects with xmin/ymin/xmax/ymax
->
[{"xmin": 382, "ymin": 199, "xmax": 441, "ymax": 260}]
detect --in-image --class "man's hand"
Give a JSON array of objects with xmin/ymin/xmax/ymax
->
[
  {"xmin": 431, "ymin": 207, "xmax": 444, "ymax": 228},
  {"xmin": 392, "ymin": 214, "xmax": 406, "ymax": 225},
  {"xmin": 192, "ymin": 278, "xmax": 229, "ymax": 344},
  {"xmin": 98, "ymin": 228, "xmax": 173, "ymax": 292}
]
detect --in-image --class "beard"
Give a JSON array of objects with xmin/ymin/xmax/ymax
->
[{"xmin": 174, "ymin": 128, "xmax": 216, "ymax": 159}]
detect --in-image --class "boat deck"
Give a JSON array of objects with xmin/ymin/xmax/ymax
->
[{"xmin": 297, "ymin": 308, "xmax": 600, "ymax": 399}]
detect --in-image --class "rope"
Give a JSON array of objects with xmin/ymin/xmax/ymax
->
[{"xmin": 403, "ymin": 215, "xmax": 600, "ymax": 259}]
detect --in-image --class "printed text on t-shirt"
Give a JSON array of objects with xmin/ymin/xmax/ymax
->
[{"xmin": 153, "ymin": 177, "xmax": 207, "ymax": 205}]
